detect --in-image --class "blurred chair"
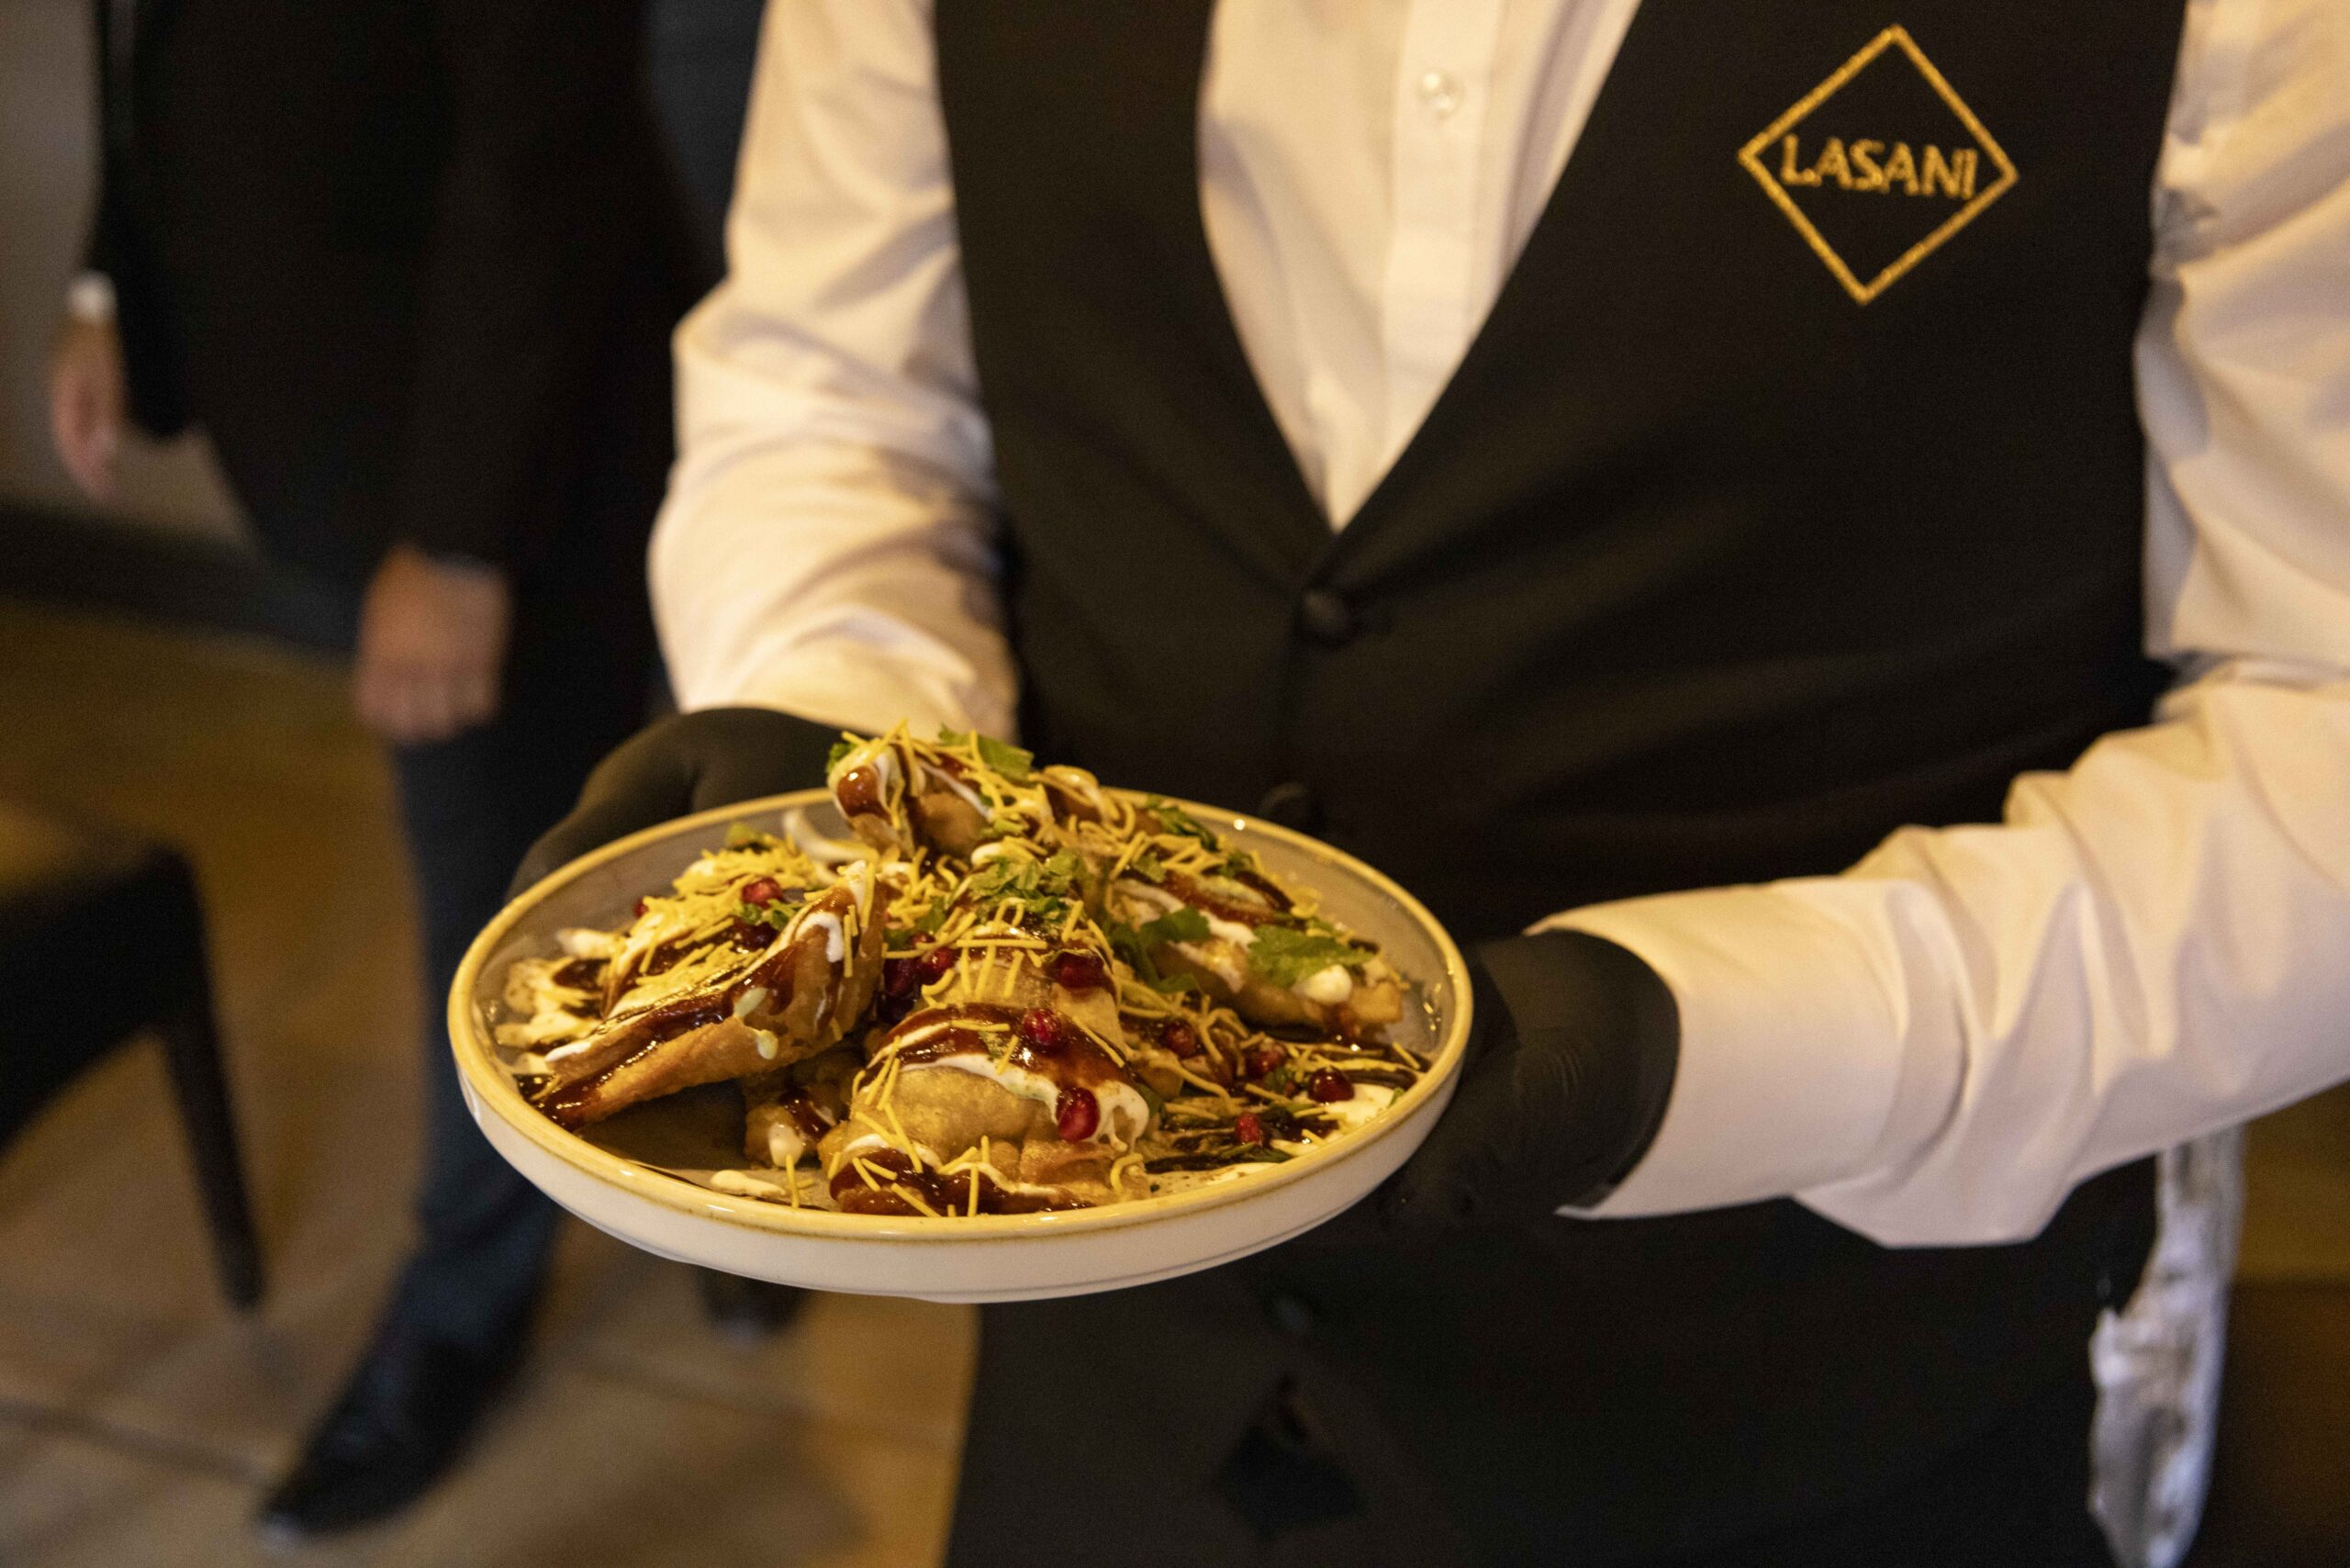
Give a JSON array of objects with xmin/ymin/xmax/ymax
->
[{"xmin": 0, "ymin": 799, "xmax": 263, "ymax": 1306}]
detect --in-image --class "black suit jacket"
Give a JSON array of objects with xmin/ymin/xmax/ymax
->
[{"xmin": 88, "ymin": 0, "xmax": 699, "ymax": 584}]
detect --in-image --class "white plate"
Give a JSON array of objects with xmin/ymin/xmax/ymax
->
[{"xmin": 449, "ymin": 790, "xmax": 1471, "ymax": 1303}]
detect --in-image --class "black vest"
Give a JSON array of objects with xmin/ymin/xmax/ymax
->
[{"xmin": 936, "ymin": 2, "xmax": 2177, "ymax": 1558}]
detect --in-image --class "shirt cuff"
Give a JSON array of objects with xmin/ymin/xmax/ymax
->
[{"xmin": 1538, "ymin": 879, "xmax": 1936, "ymax": 1218}]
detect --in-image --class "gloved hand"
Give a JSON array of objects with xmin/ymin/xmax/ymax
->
[
  {"xmin": 1380, "ymin": 929, "xmax": 1681, "ymax": 1231},
  {"xmin": 510, "ymin": 706, "xmax": 842, "ymax": 898}
]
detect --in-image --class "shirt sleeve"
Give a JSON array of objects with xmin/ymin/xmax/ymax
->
[
  {"xmin": 1546, "ymin": 0, "xmax": 2350, "ymax": 1247},
  {"xmin": 649, "ymin": 0, "xmax": 1017, "ymax": 741}
]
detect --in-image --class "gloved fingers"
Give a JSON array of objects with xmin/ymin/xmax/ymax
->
[
  {"xmin": 1381, "ymin": 1041, "xmax": 1589, "ymax": 1233},
  {"xmin": 509, "ymin": 722, "xmax": 698, "ymax": 897},
  {"xmin": 507, "ymin": 707, "xmax": 845, "ymax": 900},
  {"xmin": 682, "ymin": 709, "xmax": 836, "ymax": 812}
]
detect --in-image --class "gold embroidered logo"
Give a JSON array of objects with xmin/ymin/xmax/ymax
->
[{"xmin": 1738, "ymin": 27, "xmax": 2017, "ymax": 304}]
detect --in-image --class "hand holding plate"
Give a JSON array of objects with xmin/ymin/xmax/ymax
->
[
  {"xmin": 510, "ymin": 707, "xmax": 841, "ymax": 898},
  {"xmin": 1381, "ymin": 931, "xmax": 1680, "ymax": 1231}
]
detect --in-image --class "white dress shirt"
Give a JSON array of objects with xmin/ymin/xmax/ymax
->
[{"xmin": 655, "ymin": 0, "xmax": 2350, "ymax": 1246}]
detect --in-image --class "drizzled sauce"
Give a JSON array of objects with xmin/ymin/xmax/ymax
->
[
  {"xmin": 551, "ymin": 957, "xmax": 606, "ymax": 991},
  {"xmin": 829, "ymin": 1148, "xmax": 1086, "ymax": 1215},
  {"xmin": 1163, "ymin": 871, "xmax": 1276, "ymax": 929},
  {"xmin": 879, "ymin": 1003, "xmax": 1132, "ymax": 1092},
  {"xmin": 1226, "ymin": 866, "xmax": 1296, "ymax": 913},
  {"xmin": 836, "ymin": 765, "xmax": 885, "ymax": 817},
  {"xmin": 531, "ymin": 989, "xmax": 739, "ymax": 1126}
]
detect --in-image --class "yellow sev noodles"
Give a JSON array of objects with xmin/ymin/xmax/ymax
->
[{"xmin": 518, "ymin": 722, "xmax": 1425, "ymax": 1217}]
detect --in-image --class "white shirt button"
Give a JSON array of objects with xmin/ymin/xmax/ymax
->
[{"xmin": 1416, "ymin": 68, "xmax": 1462, "ymax": 118}]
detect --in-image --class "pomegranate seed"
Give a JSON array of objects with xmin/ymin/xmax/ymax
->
[
  {"xmin": 1160, "ymin": 1021, "xmax": 1201, "ymax": 1058},
  {"xmin": 740, "ymin": 878, "xmax": 782, "ymax": 905},
  {"xmin": 632, "ymin": 898, "xmax": 649, "ymax": 919},
  {"xmin": 1307, "ymin": 1069, "xmax": 1354, "ymax": 1103},
  {"xmin": 1243, "ymin": 1046, "xmax": 1284, "ymax": 1081},
  {"xmin": 883, "ymin": 957, "xmax": 922, "ymax": 998},
  {"xmin": 1049, "ymin": 950, "xmax": 1109, "ymax": 992},
  {"xmin": 1235, "ymin": 1111, "xmax": 1267, "ymax": 1147},
  {"xmin": 1016, "ymin": 1008, "xmax": 1068, "ymax": 1055},
  {"xmin": 917, "ymin": 946, "xmax": 958, "ymax": 984},
  {"xmin": 1055, "ymin": 1088, "xmax": 1100, "ymax": 1140}
]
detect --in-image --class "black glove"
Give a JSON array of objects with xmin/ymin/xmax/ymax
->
[
  {"xmin": 509, "ymin": 706, "xmax": 842, "ymax": 898},
  {"xmin": 1380, "ymin": 929, "xmax": 1681, "ymax": 1232}
]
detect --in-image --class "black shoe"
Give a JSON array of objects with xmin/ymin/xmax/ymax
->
[
  {"xmin": 255, "ymin": 1316, "xmax": 525, "ymax": 1542},
  {"xmin": 695, "ymin": 1268, "xmax": 810, "ymax": 1346}
]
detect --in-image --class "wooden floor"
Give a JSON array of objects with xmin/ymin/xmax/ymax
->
[
  {"xmin": 0, "ymin": 595, "xmax": 2342, "ymax": 1565},
  {"xmin": 0, "ymin": 599, "xmax": 968, "ymax": 1568}
]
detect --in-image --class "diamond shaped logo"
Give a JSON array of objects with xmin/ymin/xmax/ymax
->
[{"xmin": 1738, "ymin": 27, "xmax": 2017, "ymax": 304}]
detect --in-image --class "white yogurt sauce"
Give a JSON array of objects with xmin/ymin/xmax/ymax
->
[
  {"xmin": 766, "ymin": 1120, "xmax": 808, "ymax": 1167},
  {"xmin": 919, "ymin": 1054, "xmax": 1154, "ymax": 1144},
  {"xmin": 791, "ymin": 908, "xmax": 846, "ymax": 963},
  {"xmin": 1298, "ymin": 964, "xmax": 1355, "ymax": 1005}
]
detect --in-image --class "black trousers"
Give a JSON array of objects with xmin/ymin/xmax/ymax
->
[
  {"xmin": 372, "ymin": 317, "xmax": 667, "ymax": 1351},
  {"xmin": 383, "ymin": 589, "xmax": 650, "ymax": 1350}
]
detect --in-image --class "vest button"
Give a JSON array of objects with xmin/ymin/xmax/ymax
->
[
  {"xmin": 1296, "ymin": 588, "xmax": 1357, "ymax": 647},
  {"xmin": 1257, "ymin": 782, "xmax": 1323, "ymax": 833}
]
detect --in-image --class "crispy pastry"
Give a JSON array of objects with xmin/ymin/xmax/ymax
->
[
  {"xmin": 498, "ymin": 723, "xmax": 1429, "ymax": 1213},
  {"xmin": 1103, "ymin": 857, "xmax": 1404, "ymax": 1039},
  {"xmin": 530, "ymin": 866, "xmax": 889, "ymax": 1130}
]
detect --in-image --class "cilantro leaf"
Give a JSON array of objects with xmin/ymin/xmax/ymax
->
[
  {"xmin": 1142, "ymin": 797, "xmax": 1218, "ymax": 847},
  {"xmin": 963, "ymin": 858, "xmax": 1036, "ymax": 906},
  {"xmin": 936, "ymin": 728, "xmax": 1035, "ymax": 780},
  {"xmin": 978, "ymin": 734, "xmax": 1035, "ymax": 778},
  {"xmin": 723, "ymin": 821, "xmax": 767, "ymax": 847},
  {"xmin": 1136, "ymin": 906, "xmax": 1211, "ymax": 947},
  {"xmin": 1105, "ymin": 921, "xmax": 1164, "ymax": 985},
  {"xmin": 1246, "ymin": 924, "xmax": 1375, "ymax": 988},
  {"xmin": 825, "ymin": 739, "xmax": 856, "ymax": 771},
  {"xmin": 963, "ymin": 849, "xmax": 1082, "ymax": 917}
]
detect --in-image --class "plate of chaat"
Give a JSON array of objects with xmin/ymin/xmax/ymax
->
[{"xmin": 450, "ymin": 726, "xmax": 1470, "ymax": 1302}]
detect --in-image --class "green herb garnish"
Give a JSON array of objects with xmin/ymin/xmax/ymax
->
[
  {"xmin": 1136, "ymin": 906, "xmax": 1210, "ymax": 947},
  {"xmin": 1142, "ymin": 797, "xmax": 1218, "ymax": 846},
  {"xmin": 1246, "ymin": 924, "xmax": 1375, "ymax": 988},
  {"xmin": 936, "ymin": 728, "xmax": 1034, "ymax": 780}
]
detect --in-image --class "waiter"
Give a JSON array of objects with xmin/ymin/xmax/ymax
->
[
  {"xmin": 522, "ymin": 2, "xmax": 2350, "ymax": 1562},
  {"xmin": 43, "ymin": 0, "xmax": 737, "ymax": 1538}
]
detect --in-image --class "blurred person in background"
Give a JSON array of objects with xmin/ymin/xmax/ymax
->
[{"xmin": 40, "ymin": 0, "xmax": 784, "ymax": 1539}]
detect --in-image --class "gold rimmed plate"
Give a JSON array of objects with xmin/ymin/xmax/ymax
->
[{"xmin": 450, "ymin": 790, "xmax": 1470, "ymax": 1302}]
